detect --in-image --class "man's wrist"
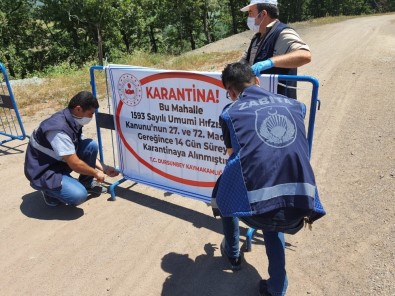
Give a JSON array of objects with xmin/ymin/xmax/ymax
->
[{"xmin": 102, "ymin": 164, "xmax": 108, "ymax": 174}]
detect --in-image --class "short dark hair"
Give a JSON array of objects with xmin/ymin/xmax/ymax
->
[
  {"xmin": 221, "ymin": 62, "xmax": 256, "ymax": 93},
  {"xmin": 257, "ymin": 4, "xmax": 279, "ymax": 19},
  {"xmin": 68, "ymin": 91, "xmax": 99, "ymax": 111}
]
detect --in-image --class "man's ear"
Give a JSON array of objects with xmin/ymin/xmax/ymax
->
[
  {"xmin": 229, "ymin": 87, "xmax": 238, "ymax": 100},
  {"xmin": 255, "ymin": 76, "xmax": 260, "ymax": 86},
  {"xmin": 72, "ymin": 105, "xmax": 83, "ymax": 116}
]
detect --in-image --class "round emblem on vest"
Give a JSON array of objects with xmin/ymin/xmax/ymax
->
[
  {"xmin": 256, "ymin": 106, "xmax": 296, "ymax": 148},
  {"xmin": 117, "ymin": 73, "xmax": 143, "ymax": 106}
]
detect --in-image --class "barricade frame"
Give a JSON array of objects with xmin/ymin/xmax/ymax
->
[
  {"xmin": 0, "ymin": 63, "xmax": 28, "ymax": 145},
  {"xmin": 90, "ymin": 66, "xmax": 321, "ymax": 250}
]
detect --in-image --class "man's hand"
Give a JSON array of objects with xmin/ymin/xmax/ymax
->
[
  {"xmin": 251, "ymin": 59, "xmax": 274, "ymax": 76},
  {"xmin": 95, "ymin": 160, "xmax": 120, "ymax": 177},
  {"xmin": 64, "ymin": 154, "xmax": 109, "ymax": 183},
  {"xmin": 95, "ymin": 170, "xmax": 105, "ymax": 183},
  {"xmin": 64, "ymin": 154, "xmax": 99, "ymax": 178},
  {"xmin": 104, "ymin": 165, "xmax": 119, "ymax": 177}
]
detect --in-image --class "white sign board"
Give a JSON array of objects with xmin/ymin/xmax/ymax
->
[{"xmin": 107, "ymin": 65, "xmax": 278, "ymax": 202}]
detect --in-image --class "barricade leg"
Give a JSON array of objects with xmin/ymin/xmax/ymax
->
[
  {"xmin": 108, "ymin": 177, "xmax": 127, "ymax": 201},
  {"xmin": 245, "ymin": 227, "xmax": 256, "ymax": 252}
]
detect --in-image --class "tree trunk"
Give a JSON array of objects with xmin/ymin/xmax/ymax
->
[
  {"xmin": 149, "ymin": 25, "xmax": 158, "ymax": 53},
  {"xmin": 97, "ymin": 25, "xmax": 103, "ymax": 66},
  {"xmin": 203, "ymin": 0, "xmax": 211, "ymax": 43},
  {"xmin": 229, "ymin": 0, "xmax": 239, "ymax": 34},
  {"xmin": 4, "ymin": 54, "xmax": 16, "ymax": 78},
  {"xmin": 120, "ymin": 29, "xmax": 131, "ymax": 54},
  {"xmin": 189, "ymin": 30, "xmax": 196, "ymax": 50}
]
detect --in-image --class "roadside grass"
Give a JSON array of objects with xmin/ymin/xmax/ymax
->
[
  {"xmin": 292, "ymin": 13, "xmax": 394, "ymax": 29},
  {"xmin": 293, "ymin": 15, "xmax": 358, "ymax": 28},
  {"xmin": 111, "ymin": 50, "xmax": 241, "ymax": 71},
  {"xmin": 13, "ymin": 71, "xmax": 94, "ymax": 117}
]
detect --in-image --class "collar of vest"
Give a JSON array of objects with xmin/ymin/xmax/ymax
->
[
  {"xmin": 62, "ymin": 108, "xmax": 82, "ymax": 134},
  {"xmin": 253, "ymin": 20, "xmax": 281, "ymax": 41},
  {"xmin": 239, "ymin": 84, "xmax": 269, "ymax": 99}
]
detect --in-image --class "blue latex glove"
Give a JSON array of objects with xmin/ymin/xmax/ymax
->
[{"xmin": 251, "ymin": 59, "xmax": 274, "ymax": 76}]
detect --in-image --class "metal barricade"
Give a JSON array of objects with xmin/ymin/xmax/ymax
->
[
  {"xmin": 0, "ymin": 63, "xmax": 28, "ymax": 145},
  {"xmin": 90, "ymin": 65, "xmax": 321, "ymax": 251}
]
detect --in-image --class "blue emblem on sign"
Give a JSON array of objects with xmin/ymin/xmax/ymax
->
[{"xmin": 255, "ymin": 106, "xmax": 296, "ymax": 148}]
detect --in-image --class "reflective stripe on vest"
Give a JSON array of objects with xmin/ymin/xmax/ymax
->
[
  {"xmin": 29, "ymin": 130, "xmax": 62, "ymax": 161},
  {"xmin": 248, "ymin": 182, "xmax": 316, "ymax": 204}
]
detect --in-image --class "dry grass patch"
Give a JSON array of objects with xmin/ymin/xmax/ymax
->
[
  {"xmin": 116, "ymin": 50, "xmax": 240, "ymax": 72},
  {"xmin": 169, "ymin": 51, "xmax": 242, "ymax": 72},
  {"xmin": 12, "ymin": 69, "xmax": 106, "ymax": 116}
]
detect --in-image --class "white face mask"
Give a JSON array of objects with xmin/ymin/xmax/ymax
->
[
  {"xmin": 74, "ymin": 116, "xmax": 92, "ymax": 126},
  {"xmin": 247, "ymin": 13, "xmax": 263, "ymax": 32}
]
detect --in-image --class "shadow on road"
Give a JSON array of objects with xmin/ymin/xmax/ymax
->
[
  {"xmin": 20, "ymin": 191, "xmax": 84, "ymax": 220},
  {"xmin": 0, "ymin": 142, "xmax": 27, "ymax": 155},
  {"xmin": 112, "ymin": 185, "xmax": 255, "ymax": 238},
  {"xmin": 161, "ymin": 243, "xmax": 262, "ymax": 296}
]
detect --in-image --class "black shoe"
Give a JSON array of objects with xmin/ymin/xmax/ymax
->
[
  {"xmin": 85, "ymin": 180, "xmax": 107, "ymax": 195},
  {"xmin": 258, "ymin": 280, "xmax": 272, "ymax": 296},
  {"xmin": 220, "ymin": 239, "xmax": 242, "ymax": 271},
  {"xmin": 41, "ymin": 191, "xmax": 62, "ymax": 207}
]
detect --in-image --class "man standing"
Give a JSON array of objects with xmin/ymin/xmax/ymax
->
[
  {"xmin": 212, "ymin": 62, "xmax": 325, "ymax": 295},
  {"xmin": 24, "ymin": 91, "xmax": 119, "ymax": 207},
  {"xmin": 240, "ymin": 0, "xmax": 311, "ymax": 99}
]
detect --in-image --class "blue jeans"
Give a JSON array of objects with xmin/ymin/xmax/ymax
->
[
  {"xmin": 222, "ymin": 216, "xmax": 288, "ymax": 296},
  {"xmin": 40, "ymin": 139, "xmax": 98, "ymax": 206}
]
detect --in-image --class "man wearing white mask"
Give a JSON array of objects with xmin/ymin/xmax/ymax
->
[
  {"xmin": 24, "ymin": 91, "xmax": 119, "ymax": 207},
  {"xmin": 240, "ymin": 0, "xmax": 311, "ymax": 99}
]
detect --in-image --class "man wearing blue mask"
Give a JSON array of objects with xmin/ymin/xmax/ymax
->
[
  {"xmin": 24, "ymin": 91, "xmax": 119, "ymax": 207},
  {"xmin": 240, "ymin": 0, "xmax": 311, "ymax": 99}
]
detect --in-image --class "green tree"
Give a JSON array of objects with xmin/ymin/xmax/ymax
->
[
  {"xmin": 2, "ymin": 0, "xmax": 394, "ymax": 77},
  {"xmin": 111, "ymin": 0, "xmax": 146, "ymax": 55},
  {"xmin": 37, "ymin": 0, "xmax": 119, "ymax": 66},
  {"xmin": 0, "ymin": 0, "xmax": 42, "ymax": 78}
]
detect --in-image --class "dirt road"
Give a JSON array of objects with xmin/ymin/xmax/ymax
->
[{"xmin": 0, "ymin": 14, "xmax": 394, "ymax": 296}]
